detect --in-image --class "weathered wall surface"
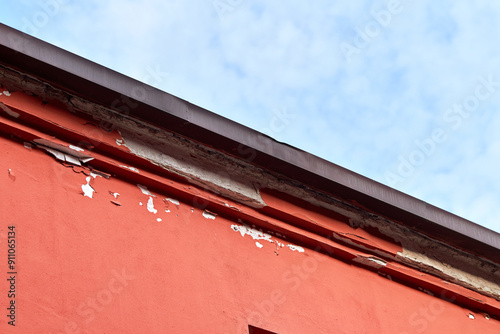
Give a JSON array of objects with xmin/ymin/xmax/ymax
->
[
  {"xmin": 1, "ymin": 87, "xmax": 500, "ymax": 333},
  {"xmin": 1, "ymin": 135, "xmax": 498, "ymax": 334}
]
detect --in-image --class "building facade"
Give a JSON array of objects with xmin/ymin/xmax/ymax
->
[{"xmin": 1, "ymin": 24, "xmax": 500, "ymax": 333}]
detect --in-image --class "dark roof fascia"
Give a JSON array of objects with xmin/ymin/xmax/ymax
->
[{"xmin": 1, "ymin": 24, "xmax": 499, "ymax": 262}]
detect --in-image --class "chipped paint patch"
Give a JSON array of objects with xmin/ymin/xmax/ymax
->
[
  {"xmin": 367, "ymin": 257, "xmax": 387, "ymax": 267},
  {"xmin": 121, "ymin": 165, "xmax": 139, "ymax": 172},
  {"xmin": 2, "ymin": 90, "xmax": 11, "ymax": 96},
  {"xmin": 165, "ymin": 198, "xmax": 179, "ymax": 205},
  {"xmin": 116, "ymin": 139, "xmax": 124, "ymax": 146},
  {"xmin": 353, "ymin": 255, "xmax": 387, "ymax": 269},
  {"xmin": 230, "ymin": 224, "xmax": 305, "ymax": 252},
  {"xmin": 223, "ymin": 202, "xmax": 239, "ymax": 210},
  {"xmin": 0, "ymin": 103, "xmax": 20, "ymax": 118},
  {"xmin": 90, "ymin": 171, "xmax": 104, "ymax": 179},
  {"xmin": 165, "ymin": 209, "xmax": 170, "ymax": 213},
  {"xmin": 69, "ymin": 145, "xmax": 84, "ymax": 152},
  {"xmin": 23, "ymin": 142, "xmax": 33, "ymax": 150},
  {"xmin": 139, "ymin": 202, "xmax": 143, "ymax": 206},
  {"xmin": 231, "ymin": 224, "xmax": 273, "ymax": 243},
  {"xmin": 35, "ymin": 140, "xmax": 94, "ymax": 166},
  {"xmin": 202, "ymin": 210, "xmax": 217, "ymax": 220},
  {"xmin": 468, "ymin": 313, "xmax": 475, "ymax": 319},
  {"xmin": 147, "ymin": 197, "xmax": 157, "ymax": 214},
  {"xmin": 82, "ymin": 176, "xmax": 95, "ymax": 198},
  {"xmin": 137, "ymin": 184, "xmax": 153, "ymax": 196},
  {"xmin": 8, "ymin": 169, "xmax": 15, "ymax": 181},
  {"xmin": 80, "ymin": 172, "xmax": 102, "ymax": 198},
  {"xmin": 157, "ymin": 218, "xmax": 162, "ymax": 222},
  {"xmin": 109, "ymin": 192, "xmax": 120, "ymax": 199},
  {"xmin": 287, "ymin": 245, "xmax": 305, "ymax": 253}
]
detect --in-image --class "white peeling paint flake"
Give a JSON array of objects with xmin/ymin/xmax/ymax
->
[
  {"xmin": 353, "ymin": 255, "xmax": 387, "ymax": 269},
  {"xmin": 110, "ymin": 192, "xmax": 120, "ymax": 199},
  {"xmin": 202, "ymin": 210, "xmax": 217, "ymax": 220},
  {"xmin": 82, "ymin": 176, "xmax": 95, "ymax": 198},
  {"xmin": 147, "ymin": 197, "xmax": 157, "ymax": 214},
  {"xmin": 368, "ymin": 257, "xmax": 387, "ymax": 267},
  {"xmin": 137, "ymin": 184, "xmax": 152, "ymax": 195},
  {"xmin": 121, "ymin": 165, "xmax": 139, "ymax": 172},
  {"xmin": 230, "ymin": 223, "xmax": 304, "ymax": 253},
  {"xmin": 231, "ymin": 224, "xmax": 273, "ymax": 243},
  {"xmin": 65, "ymin": 155, "xmax": 81, "ymax": 165},
  {"xmin": 157, "ymin": 218, "xmax": 162, "ymax": 222},
  {"xmin": 40, "ymin": 148, "xmax": 93, "ymax": 166},
  {"xmin": 139, "ymin": 184, "xmax": 158, "ymax": 214},
  {"xmin": 3, "ymin": 91, "xmax": 11, "ymax": 96},
  {"xmin": 287, "ymin": 244, "xmax": 305, "ymax": 253},
  {"xmin": 69, "ymin": 145, "xmax": 85, "ymax": 152},
  {"xmin": 165, "ymin": 198, "xmax": 179, "ymax": 205},
  {"xmin": 116, "ymin": 139, "xmax": 124, "ymax": 146},
  {"xmin": 90, "ymin": 172, "xmax": 103, "ymax": 179},
  {"xmin": 34, "ymin": 139, "xmax": 94, "ymax": 166}
]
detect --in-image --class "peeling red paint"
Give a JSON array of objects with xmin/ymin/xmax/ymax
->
[{"xmin": 260, "ymin": 188, "xmax": 404, "ymax": 257}]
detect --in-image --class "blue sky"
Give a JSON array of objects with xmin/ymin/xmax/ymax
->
[{"xmin": 3, "ymin": 1, "xmax": 500, "ymax": 233}]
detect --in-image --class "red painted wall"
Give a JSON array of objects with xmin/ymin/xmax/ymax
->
[{"xmin": 1, "ymin": 92, "xmax": 499, "ymax": 333}]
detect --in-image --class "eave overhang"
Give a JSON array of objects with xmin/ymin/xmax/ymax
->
[{"xmin": 0, "ymin": 23, "xmax": 499, "ymax": 264}]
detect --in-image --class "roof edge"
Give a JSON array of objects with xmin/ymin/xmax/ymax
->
[{"xmin": 1, "ymin": 23, "xmax": 499, "ymax": 260}]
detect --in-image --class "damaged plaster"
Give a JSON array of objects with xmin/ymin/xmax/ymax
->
[
  {"xmin": 34, "ymin": 139, "xmax": 94, "ymax": 166},
  {"xmin": 353, "ymin": 255, "xmax": 387, "ymax": 269},
  {"xmin": 82, "ymin": 177, "xmax": 95, "ymax": 198},
  {"xmin": 137, "ymin": 184, "xmax": 153, "ymax": 196},
  {"xmin": 3, "ymin": 61, "xmax": 499, "ymax": 302},
  {"xmin": 202, "ymin": 210, "xmax": 217, "ymax": 220},
  {"xmin": 165, "ymin": 198, "xmax": 179, "ymax": 205},
  {"xmin": 342, "ymin": 213, "xmax": 500, "ymax": 300},
  {"xmin": 147, "ymin": 197, "xmax": 157, "ymax": 214},
  {"xmin": 286, "ymin": 245, "xmax": 305, "ymax": 253},
  {"xmin": 137, "ymin": 184, "xmax": 158, "ymax": 214},
  {"xmin": 120, "ymin": 165, "xmax": 139, "ymax": 172},
  {"xmin": 231, "ymin": 223, "xmax": 304, "ymax": 253},
  {"xmin": 117, "ymin": 128, "xmax": 265, "ymax": 208},
  {"xmin": 81, "ymin": 171, "xmax": 103, "ymax": 199}
]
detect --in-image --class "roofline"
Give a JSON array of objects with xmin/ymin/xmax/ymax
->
[{"xmin": 1, "ymin": 23, "xmax": 499, "ymax": 261}]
